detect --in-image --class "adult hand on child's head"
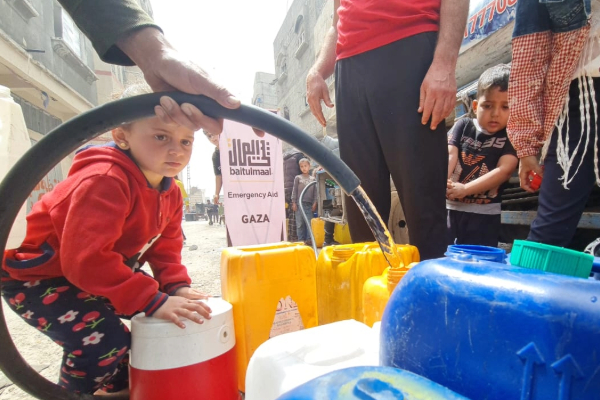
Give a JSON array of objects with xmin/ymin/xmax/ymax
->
[
  {"xmin": 117, "ymin": 28, "xmax": 240, "ymax": 134},
  {"xmin": 519, "ymin": 156, "xmax": 543, "ymax": 193},
  {"xmin": 153, "ymin": 296, "xmax": 212, "ymax": 329},
  {"xmin": 418, "ymin": 60, "xmax": 456, "ymax": 130},
  {"xmin": 175, "ymin": 287, "xmax": 210, "ymax": 300}
]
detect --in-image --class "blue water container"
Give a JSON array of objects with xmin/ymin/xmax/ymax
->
[
  {"xmin": 380, "ymin": 255, "xmax": 600, "ymax": 400},
  {"xmin": 276, "ymin": 366, "xmax": 469, "ymax": 400}
]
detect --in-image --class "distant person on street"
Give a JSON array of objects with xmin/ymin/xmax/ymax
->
[
  {"xmin": 203, "ymin": 129, "xmax": 223, "ymax": 205},
  {"xmin": 2, "ymin": 83, "xmax": 211, "ymax": 395},
  {"xmin": 292, "ymin": 158, "xmax": 317, "ymax": 246},
  {"xmin": 307, "ymin": 0, "xmax": 469, "ymax": 259},
  {"xmin": 206, "ymin": 199, "xmax": 215, "ymax": 225},
  {"xmin": 218, "ymin": 202, "xmax": 225, "ymax": 225},
  {"xmin": 446, "ymin": 65, "xmax": 518, "ymax": 247}
]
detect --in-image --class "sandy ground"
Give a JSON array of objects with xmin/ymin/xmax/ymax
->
[{"xmin": 0, "ymin": 220, "xmax": 226, "ymax": 399}]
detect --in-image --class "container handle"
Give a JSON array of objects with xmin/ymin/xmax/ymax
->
[{"xmin": 353, "ymin": 377, "xmax": 405, "ymax": 400}]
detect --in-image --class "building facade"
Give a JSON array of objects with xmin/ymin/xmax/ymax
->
[
  {"xmin": 252, "ymin": 71, "xmax": 277, "ymax": 111},
  {"xmin": 1, "ymin": 0, "xmax": 155, "ymax": 209},
  {"xmin": 273, "ymin": 0, "xmax": 329, "ymax": 145},
  {"xmin": 0, "ymin": 0, "xmax": 100, "ymax": 210}
]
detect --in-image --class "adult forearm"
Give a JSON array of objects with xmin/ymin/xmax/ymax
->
[
  {"xmin": 434, "ymin": 0, "xmax": 469, "ymax": 65},
  {"xmin": 57, "ymin": 0, "xmax": 160, "ymax": 65},
  {"xmin": 310, "ymin": 27, "xmax": 338, "ymax": 79},
  {"xmin": 116, "ymin": 27, "xmax": 171, "ymax": 72}
]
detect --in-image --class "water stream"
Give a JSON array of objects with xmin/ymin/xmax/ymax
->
[{"xmin": 349, "ymin": 186, "xmax": 401, "ymax": 268}]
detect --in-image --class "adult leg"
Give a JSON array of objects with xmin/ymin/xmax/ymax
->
[
  {"xmin": 336, "ymin": 57, "xmax": 391, "ymax": 244},
  {"xmin": 528, "ymin": 79, "xmax": 599, "ymax": 246},
  {"xmin": 365, "ymin": 32, "xmax": 448, "ymax": 259},
  {"xmin": 2, "ymin": 277, "xmax": 130, "ymax": 394},
  {"xmin": 324, "ymin": 221, "xmax": 336, "ymax": 245}
]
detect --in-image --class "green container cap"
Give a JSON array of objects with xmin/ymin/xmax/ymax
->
[{"xmin": 510, "ymin": 240, "xmax": 593, "ymax": 278}]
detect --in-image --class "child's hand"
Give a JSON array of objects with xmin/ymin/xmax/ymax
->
[
  {"xmin": 175, "ymin": 287, "xmax": 210, "ymax": 300},
  {"xmin": 446, "ymin": 181, "xmax": 469, "ymax": 200},
  {"xmin": 292, "ymin": 203, "xmax": 298, "ymax": 212},
  {"xmin": 312, "ymin": 203, "xmax": 317, "ymax": 212},
  {"xmin": 153, "ymin": 296, "xmax": 212, "ymax": 329}
]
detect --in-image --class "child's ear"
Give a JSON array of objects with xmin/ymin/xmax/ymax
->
[
  {"xmin": 472, "ymin": 99, "xmax": 478, "ymax": 113},
  {"xmin": 112, "ymin": 128, "xmax": 129, "ymax": 150}
]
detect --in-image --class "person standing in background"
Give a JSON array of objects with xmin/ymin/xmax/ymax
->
[
  {"xmin": 204, "ymin": 130, "xmax": 222, "ymax": 205},
  {"xmin": 292, "ymin": 159, "xmax": 317, "ymax": 246},
  {"xmin": 307, "ymin": 0, "xmax": 469, "ymax": 259}
]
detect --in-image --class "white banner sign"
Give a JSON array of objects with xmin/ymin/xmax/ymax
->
[{"xmin": 220, "ymin": 120, "xmax": 286, "ymax": 246}]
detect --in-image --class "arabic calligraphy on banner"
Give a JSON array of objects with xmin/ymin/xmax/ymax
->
[
  {"xmin": 220, "ymin": 120, "xmax": 286, "ymax": 246},
  {"xmin": 462, "ymin": 0, "xmax": 518, "ymax": 51}
]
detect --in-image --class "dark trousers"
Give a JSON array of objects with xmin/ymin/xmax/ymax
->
[
  {"xmin": 528, "ymin": 78, "xmax": 600, "ymax": 246},
  {"xmin": 447, "ymin": 209, "xmax": 501, "ymax": 247},
  {"xmin": 335, "ymin": 32, "xmax": 448, "ymax": 260},
  {"xmin": 2, "ymin": 277, "xmax": 131, "ymax": 394},
  {"xmin": 325, "ymin": 221, "xmax": 335, "ymax": 243}
]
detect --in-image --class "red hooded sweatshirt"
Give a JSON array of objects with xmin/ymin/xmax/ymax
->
[{"xmin": 2, "ymin": 143, "xmax": 191, "ymax": 316}]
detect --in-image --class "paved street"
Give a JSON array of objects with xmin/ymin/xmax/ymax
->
[{"xmin": 0, "ymin": 220, "xmax": 226, "ymax": 399}]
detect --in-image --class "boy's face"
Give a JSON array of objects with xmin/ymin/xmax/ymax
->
[
  {"xmin": 299, "ymin": 162, "xmax": 310, "ymax": 174},
  {"xmin": 205, "ymin": 131, "xmax": 220, "ymax": 147},
  {"xmin": 112, "ymin": 117, "xmax": 194, "ymax": 189},
  {"xmin": 473, "ymin": 87, "xmax": 509, "ymax": 134}
]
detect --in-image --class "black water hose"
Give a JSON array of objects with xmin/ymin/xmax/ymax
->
[{"xmin": 0, "ymin": 93, "xmax": 361, "ymax": 400}]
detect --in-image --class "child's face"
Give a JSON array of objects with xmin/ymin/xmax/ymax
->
[
  {"xmin": 112, "ymin": 117, "xmax": 194, "ymax": 189},
  {"xmin": 299, "ymin": 162, "xmax": 310, "ymax": 174},
  {"xmin": 205, "ymin": 131, "xmax": 219, "ymax": 147},
  {"xmin": 473, "ymin": 87, "xmax": 509, "ymax": 134}
]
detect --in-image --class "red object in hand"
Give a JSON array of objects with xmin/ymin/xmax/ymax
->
[{"xmin": 528, "ymin": 171, "xmax": 543, "ymax": 191}]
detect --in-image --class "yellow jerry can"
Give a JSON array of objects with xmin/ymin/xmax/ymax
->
[
  {"xmin": 316, "ymin": 243, "xmax": 419, "ymax": 326},
  {"xmin": 220, "ymin": 242, "xmax": 318, "ymax": 392},
  {"xmin": 362, "ymin": 262, "xmax": 417, "ymax": 327},
  {"xmin": 310, "ymin": 218, "xmax": 325, "ymax": 247}
]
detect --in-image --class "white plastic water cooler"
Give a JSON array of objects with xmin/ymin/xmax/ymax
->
[{"xmin": 130, "ymin": 297, "xmax": 239, "ymax": 400}]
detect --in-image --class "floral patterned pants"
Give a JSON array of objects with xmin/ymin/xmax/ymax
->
[{"xmin": 2, "ymin": 277, "xmax": 131, "ymax": 394}]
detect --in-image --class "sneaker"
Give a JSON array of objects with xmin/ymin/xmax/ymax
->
[
  {"xmin": 323, "ymin": 240, "xmax": 340, "ymax": 247},
  {"xmin": 304, "ymin": 239, "xmax": 313, "ymax": 247}
]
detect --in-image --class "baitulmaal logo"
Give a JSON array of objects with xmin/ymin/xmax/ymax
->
[{"xmin": 228, "ymin": 138, "xmax": 272, "ymax": 176}]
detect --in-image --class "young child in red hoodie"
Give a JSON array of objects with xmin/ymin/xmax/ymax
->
[{"xmin": 1, "ymin": 84, "xmax": 210, "ymax": 394}]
